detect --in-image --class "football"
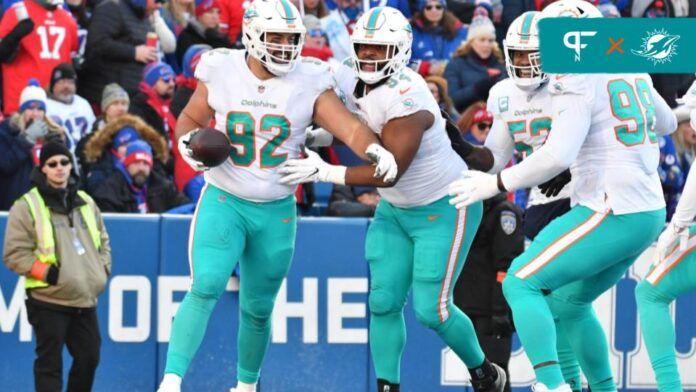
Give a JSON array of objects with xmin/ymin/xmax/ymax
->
[{"xmin": 188, "ymin": 127, "xmax": 231, "ymax": 167}]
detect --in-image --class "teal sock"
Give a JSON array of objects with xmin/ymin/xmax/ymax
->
[
  {"xmin": 370, "ymin": 311, "xmax": 407, "ymax": 383},
  {"xmin": 503, "ymin": 276, "xmax": 565, "ymax": 388},
  {"xmin": 165, "ymin": 290, "xmax": 218, "ymax": 376},
  {"xmin": 555, "ymin": 322, "xmax": 582, "ymax": 392},
  {"xmin": 636, "ymin": 281, "xmax": 682, "ymax": 392}
]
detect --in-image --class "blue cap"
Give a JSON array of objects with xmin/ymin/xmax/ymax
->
[
  {"xmin": 143, "ymin": 62, "xmax": 175, "ymax": 86},
  {"xmin": 113, "ymin": 126, "xmax": 140, "ymax": 148}
]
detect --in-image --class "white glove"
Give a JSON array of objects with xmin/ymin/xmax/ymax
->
[
  {"xmin": 305, "ymin": 127, "xmax": 334, "ymax": 147},
  {"xmin": 448, "ymin": 170, "xmax": 500, "ymax": 209},
  {"xmin": 653, "ymin": 222, "xmax": 690, "ymax": 266},
  {"xmin": 178, "ymin": 129, "xmax": 208, "ymax": 171},
  {"xmin": 676, "ymin": 79, "xmax": 696, "ymax": 107},
  {"xmin": 278, "ymin": 148, "xmax": 346, "ymax": 185},
  {"xmin": 365, "ymin": 143, "xmax": 398, "ymax": 183}
]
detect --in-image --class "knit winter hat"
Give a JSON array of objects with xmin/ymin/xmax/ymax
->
[
  {"xmin": 182, "ymin": 44, "xmax": 211, "ymax": 78},
  {"xmin": 113, "ymin": 126, "xmax": 140, "ymax": 149},
  {"xmin": 143, "ymin": 62, "xmax": 175, "ymax": 86},
  {"xmin": 473, "ymin": 107, "xmax": 493, "ymax": 123},
  {"xmin": 195, "ymin": 0, "xmax": 218, "ymax": 17},
  {"xmin": 418, "ymin": 0, "xmax": 446, "ymax": 11},
  {"xmin": 40, "ymin": 141, "xmax": 72, "ymax": 168},
  {"xmin": 19, "ymin": 79, "xmax": 47, "ymax": 113},
  {"xmin": 101, "ymin": 83, "xmax": 130, "ymax": 112},
  {"xmin": 466, "ymin": 8, "xmax": 496, "ymax": 41},
  {"xmin": 123, "ymin": 140, "xmax": 153, "ymax": 167},
  {"xmin": 49, "ymin": 63, "xmax": 77, "ymax": 93}
]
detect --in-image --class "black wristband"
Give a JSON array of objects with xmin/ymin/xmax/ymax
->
[{"xmin": 496, "ymin": 172, "xmax": 507, "ymax": 192}]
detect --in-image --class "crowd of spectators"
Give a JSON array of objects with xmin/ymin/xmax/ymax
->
[{"xmin": 0, "ymin": 0, "xmax": 694, "ymax": 217}]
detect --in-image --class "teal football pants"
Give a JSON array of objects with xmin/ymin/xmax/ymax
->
[
  {"xmin": 164, "ymin": 184, "xmax": 297, "ymax": 384},
  {"xmin": 503, "ymin": 205, "xmax": 664, "ymax": 389}
]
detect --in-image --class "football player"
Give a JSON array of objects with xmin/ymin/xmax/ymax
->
[
  {"xmin": 448, "ymin": 1, "xmax": 678, "ymax": 391},
  {"xmin": 636, "ymin": 81, "xmax": 696, "ymax": 392},
  {"xmin": 455, "ymin": 10, "xmax": 585, "ymax": 391},
  {"xmin": 156, "ymin": 0, "xmax": 400, "ymax": 391},
  {"xmin": 279, "ymin": 7, "xmax": 506, "ymax": 392}
]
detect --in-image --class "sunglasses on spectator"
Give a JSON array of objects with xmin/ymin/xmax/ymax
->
[
  {"xmin": 162, "ymin": 76, "xmax": 174, "ymax": 83},
  {"xmin": 476, "ymin": 122, "xmax": 492, "ymax": 131},
  {"xmin": 425, "ymin": 4, "xmax": 443, "ymax": 10},
  {"xmin": 47, "ymin": 159, "xmax": 71, "ymax": 168},
  {"xmin": 308, "ymin": 29, "xmax": 325, "ymax": 38}
]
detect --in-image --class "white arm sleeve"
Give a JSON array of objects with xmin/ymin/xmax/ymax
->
[
  {"xmin": 500, "ymin": 94, "xmax": 591, "ymax": 191},
  {"xmin": 671, "ymin": 160, "xmax": 696, "ymax": 227},
  {"xmin": 152, "ymin": 11, "xmax": 177, "ymax": 54},
  {"xmin": 484, "ymin": 116, "xmax": 514, "ymax": 174},
  {"xmin": 652, "ymin": 86, "xmax": 678, "ymax": 136}
]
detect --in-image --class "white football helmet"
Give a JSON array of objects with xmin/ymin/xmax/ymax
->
[
  {"xmin": 504, "ymin": 11, "xmax": 546, "ymax": 90},
  {"xmin": 350, "ymin": 7, "xmax": 413, "ymax": 85},
  {"xmin": 541, "ymin": 0, "xmax": 602, "ymax": 18},
  {"xmin": 242, "ymin": 0, "xmax": 306, "ymax": 76}
]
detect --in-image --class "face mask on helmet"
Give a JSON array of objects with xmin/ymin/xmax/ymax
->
[
  {"xmin": 503, "ymin": 11, "xmax": 546, "ymax": 90},
  {"xmin": 242, "ymin": 0, "xmax": 306, "ymax": 76},
  {"xmin": 350, "ymin": 7, "xmax": 413, "ymax": 85}
]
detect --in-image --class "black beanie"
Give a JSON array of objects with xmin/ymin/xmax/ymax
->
[
  {"xmin": 49, "ymin": 63, "xmax": 77, "ymax": 93},
  {"xmin": 40, "ymin": 141, "xmax": 72, "ymax": 168}
]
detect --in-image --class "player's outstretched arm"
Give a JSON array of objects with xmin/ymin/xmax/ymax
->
[
  {"xmin": 448, "ymin": 94, "xmax": 590, "ymax": 210},
  {"xmin": 312, "ymin": 89, "xmax": 398, "ymax": 183},
  {"xmin": 313, "ymin": 90, "xmax": 377, "ymax": 160},
  {"xmin": 344, "ymin": 110, "xmax": 431, "ymax": 187},
  {"xmin": 499, "ymin": 94, "xmax": 590, "ymax": 192}
]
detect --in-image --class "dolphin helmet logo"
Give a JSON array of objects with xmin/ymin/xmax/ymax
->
[{"xmin": 632, "ymin": 29, "xmax": 680, "ymax": 65}]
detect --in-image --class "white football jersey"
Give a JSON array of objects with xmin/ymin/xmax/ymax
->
[
  {"xmin": 46, "ymin": 95, "xmax": 96, "ymax": 152},
  {"xmin": 334, "ymin": 62, "xmax": 465, "ymax": 208},
  {"xmin": 486, "ymin": 78, "xmax": 570, "ymax": 207},
  {"xmin": 548, "ymin": 73, "xmax": 664, "ymax": 214},
  {"xmin": 196, "ymin": 49, "xmax": 335, "ymax": 202}
]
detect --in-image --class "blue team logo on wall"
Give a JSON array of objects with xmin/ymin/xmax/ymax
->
[{"xmin": 631, "ymin": 29, "xmax": 680, "ymax": 65}]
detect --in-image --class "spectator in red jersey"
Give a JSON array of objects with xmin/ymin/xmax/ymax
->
[
  {"xmin": 79, "ymin": 0, "xmax": 160, "ymax": 106},
  {"xmin": 0, "ymin": 79, "xmax": 64, "ymax": 210},
  {"xmin": 0, "ymin": 0, "xmax": 78, "ymax": 115},
  {"xmin": 172, "ymin": 44, "xmax": 208, "ymax": 201},
  {"xmin": 175, "ymin": 0, "xmax": 232, "ymax": 65},
  {"xmin": 217, "ymin": 0, "xmax": 244, "ymax": 44}
]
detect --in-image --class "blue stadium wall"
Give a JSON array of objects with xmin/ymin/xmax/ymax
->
[{"xmin": 0, "ymin": 213, "xmax": 695, "ymax": 392}]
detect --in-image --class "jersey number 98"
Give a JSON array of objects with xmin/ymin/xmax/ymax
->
[{"xmin": 608, "ymin": 79, "xmax": 657, "ymax": 147}]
